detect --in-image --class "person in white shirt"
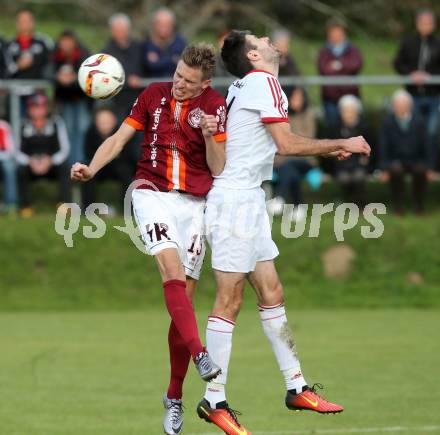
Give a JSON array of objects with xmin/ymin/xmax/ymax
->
[{"xmin": 196, "ymin": 30, "xmax": 371, "ymax": 434}]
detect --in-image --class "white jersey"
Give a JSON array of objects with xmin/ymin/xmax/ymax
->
[{"xmin": 213, "ymin": 70, "xmax": 288, "ymax": 189}]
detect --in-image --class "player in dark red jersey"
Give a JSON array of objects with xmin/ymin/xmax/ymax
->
[{"xmin": 71, "ymin": 43, "xmax": 226, "ymax": 435}]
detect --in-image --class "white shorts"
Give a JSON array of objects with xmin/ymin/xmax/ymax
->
[
  {"xmin": 132, "ymin": 189, "xmax": 206, "ymax": 280},
  {"xmin": 205, "ymin": 186, "xmax": 279, "ymax": 273}
]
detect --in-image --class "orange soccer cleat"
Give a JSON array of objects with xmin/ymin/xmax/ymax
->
[
  {"xmin": 197, "ymin": 399, "xmax": 252, "ymax": 435},
  {"xmin": 285, "ymin": 383, "xmax": 344, "ymax": 414}
]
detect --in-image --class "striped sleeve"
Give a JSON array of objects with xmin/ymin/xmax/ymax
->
[
  {"xmin": 124, "ymin": 116, "xmax": 144, "ymax": 131},
  {"xmin": 124, "ymin": 86, "xmax": 151, "ymax": 131},
  {"xmin": 260, "ymin": 76, "xmax": 288, "ymax": 123}
]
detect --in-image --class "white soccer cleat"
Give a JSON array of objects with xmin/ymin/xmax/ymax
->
[
  {"xmin": 194, "ymin": 351, "xmax": 221, "ymax": 382},
  {"xmin": 163, "ymin": 394, "xmax": 184, "ymax": 435}
]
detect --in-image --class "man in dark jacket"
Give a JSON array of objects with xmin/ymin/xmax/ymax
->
[
  {"xmin": 394, "ymin": 8, "xmax": 440, "ymax": 169},
  {"xmin": 329, "ymin": 95, "xmax": 371, "ymax": 208},
  {"xmin": 6, "ymin": 9, "xmax": 53, "ymax": 80},
  {"xmin": 102, "ymin": 13, "xmax": 144, "ymax": 121},
  {"xmin": 273, "ymin": 28, "xmax": 301, "ymax": 100},
  {"xmin": 379, "ymin": 90, "xmax": 429, "ymax": 214},
  {"xmin": 0, "ymin": 36, "xmax": 11, "ymax": 118},
  {"xmin": 82, "ymin": 107, "xmax": 135, "ymax": 211},
  {"xmin": 0, "ymin": 36, "xmax": 10, "ymax": 79},
  {"xmin": 142, "ymin": 8, "xmax": 186, "ymax": 78},
  {"xmin": 318, "ymin": 18, "xmax": 363, "ymax": 128},
  {"xmin": 102, "ymin": 13, "xmax": 144, "ymax": 168}
]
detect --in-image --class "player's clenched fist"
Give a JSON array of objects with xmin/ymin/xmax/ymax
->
[
  {"xmin": 342, "ymin": 136, "xmax": 371, "ymax": 156},
  {"xmin": 200, "ymin": 111, "xmax": 218, "ymax": 137},
  {"xmin": 71, "ymin": 162, "xmax": 94, "ymax": 182}
]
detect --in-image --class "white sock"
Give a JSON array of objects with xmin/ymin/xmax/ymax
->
[
  {"xmin": 204, "ymin": 316, "xmax": 235, "ymax": 408},
  {"xmin": 259, "ymin": 303, "xmax": 307, "ymax": 393}
]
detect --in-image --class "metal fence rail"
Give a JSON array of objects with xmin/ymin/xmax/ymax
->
[{"xmin": 1, "ymin": 75, "xmax": 439, "ymax": 142}]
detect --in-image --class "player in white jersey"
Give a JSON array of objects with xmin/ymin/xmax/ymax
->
[{"xmin": 196, "ymin": 31, "xmax": 371, "ymax": 434}]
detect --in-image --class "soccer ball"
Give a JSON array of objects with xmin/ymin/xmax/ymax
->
[{"xmin": 78, "ymin": 53, "xmax": 125, "ymax": 99}]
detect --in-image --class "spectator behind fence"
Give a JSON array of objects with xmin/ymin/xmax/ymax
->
[
  {"xmin": 82, "ymin": 107, "xmax": 135, "ymax": 212},
  {"xmin": 394, "ymin": 8, "xmax": 440, "ymax": 169},
  {"xmin": 53, "ymin": 30, "xmax": 90, "ymax": 165},
  {"xmin": 142, "ymin": 8, "xmax": 186, "ymax": 77},
  {"xmin": 0, "ymin": 119, "xmax": 18, "ymax": 213},
  {"xmin": 215, "ymin": 29, "xmax": 233, "ymax": 78},
  {"xmin": 16, "ymin": 94, "xmax": 71, "ymax": 217},
  {"xmin": 318, "ymin": 18, "xmax": 363, "ymax": 128},
  {"xmin": 379, "ymin": 90, "xmax": 430, "ymax": 215},
  {"xmin": 102, "ymin": 13, "xmax": 144, "ymax": 121},
  {"xmin": 270, "ymin": 88, "xmax": 319, "ymax": 221},
  {"xmin": 328, "ymin": 95, "xmax": 370, "ymax": 208},
  {"xmin": 0, "ymin": 35, "xmax": 11, "ymax": 119},
  {"xmin": 6, "ymin": 9, "xmax": 53, "ymax": 80},
  {"xmin": 272, "ymin": 28, "xmax": 301, "ymax": 100}
]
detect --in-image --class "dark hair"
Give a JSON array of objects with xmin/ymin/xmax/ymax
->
[
  {"xmin": 288, "ymin": 87, "xmax": 309, "ymax": 115},
  {"xmin": 221, "ymin": 30, "xmax": 256, "ymax": 78},
  {"xmin": 15, "ymin": 8, "xmax": 34, "ymax": 18},
  {"xmin": 181, "ymin": 43, "xmax": 216, "ymax": 80},
  {"xmin": 58, "ymin": 29, "xmax": 78, "ymax": 40}
]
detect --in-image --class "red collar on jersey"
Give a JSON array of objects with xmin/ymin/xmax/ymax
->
[{"xmin": 245, "ymin": 69, "xmax": 276, "ymax": 77}]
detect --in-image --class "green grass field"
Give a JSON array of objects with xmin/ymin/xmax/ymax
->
[
  {"xmin": 1, "ymin": 309, "xmax": 439, "ymax": 435},
  {"xmin": 1, "ymin": 193, "xmax": 440, "ymax": 311},
  {"xmin": 1, "ymin": 201, "xmax": 439, "ymax": 434}
]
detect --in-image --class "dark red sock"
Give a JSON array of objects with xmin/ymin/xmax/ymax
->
[
  {"xmin": 167, "ymin": 320, "xmax": 191, "ymax": 400},
  {"xmin": 163, "ymin": 279, "xmax": 204, "ymax": 358}
]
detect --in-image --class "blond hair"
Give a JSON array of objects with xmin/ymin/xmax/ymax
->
[{"xmin": 181, "ymin": 43, "xmax": 216, "ymax": 80}]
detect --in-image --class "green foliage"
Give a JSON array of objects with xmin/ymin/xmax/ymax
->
[
  {"xmin": 1, "ymin": 190, "xmax": 439, "ymax": 310},
  {"xmin": 0, "ymin": 17, "xmax": 109, "ymax": 52}
]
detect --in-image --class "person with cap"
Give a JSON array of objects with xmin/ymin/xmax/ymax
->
[
  {"xmin": 16, "ymin": 93, "xmax": 71, "ymax": 217},
  {"xmin": 317, "ymin": 17, "xmax": 363, "ymax": 128}
]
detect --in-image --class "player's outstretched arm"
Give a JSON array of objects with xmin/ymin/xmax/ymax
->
[
  {"xmin": 71, "ymin": 123, "xmax": 136, "ymax": 182},
  {"xmin": 266, "ymin": 122, "xmax": 370, "ymax": 158},
  {"xmin": 200, "ymin": 112, "xmax": 226, "ymax": 176}
]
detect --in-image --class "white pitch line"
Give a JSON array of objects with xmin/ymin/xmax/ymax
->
[{"xmin": 187, "ymin": 425, "xmax": 440, "ymax": 435}]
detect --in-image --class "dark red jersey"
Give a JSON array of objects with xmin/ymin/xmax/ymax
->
[{"xmin": 124, "ymin": 82, "xmax": 226, "ymax": 197}]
